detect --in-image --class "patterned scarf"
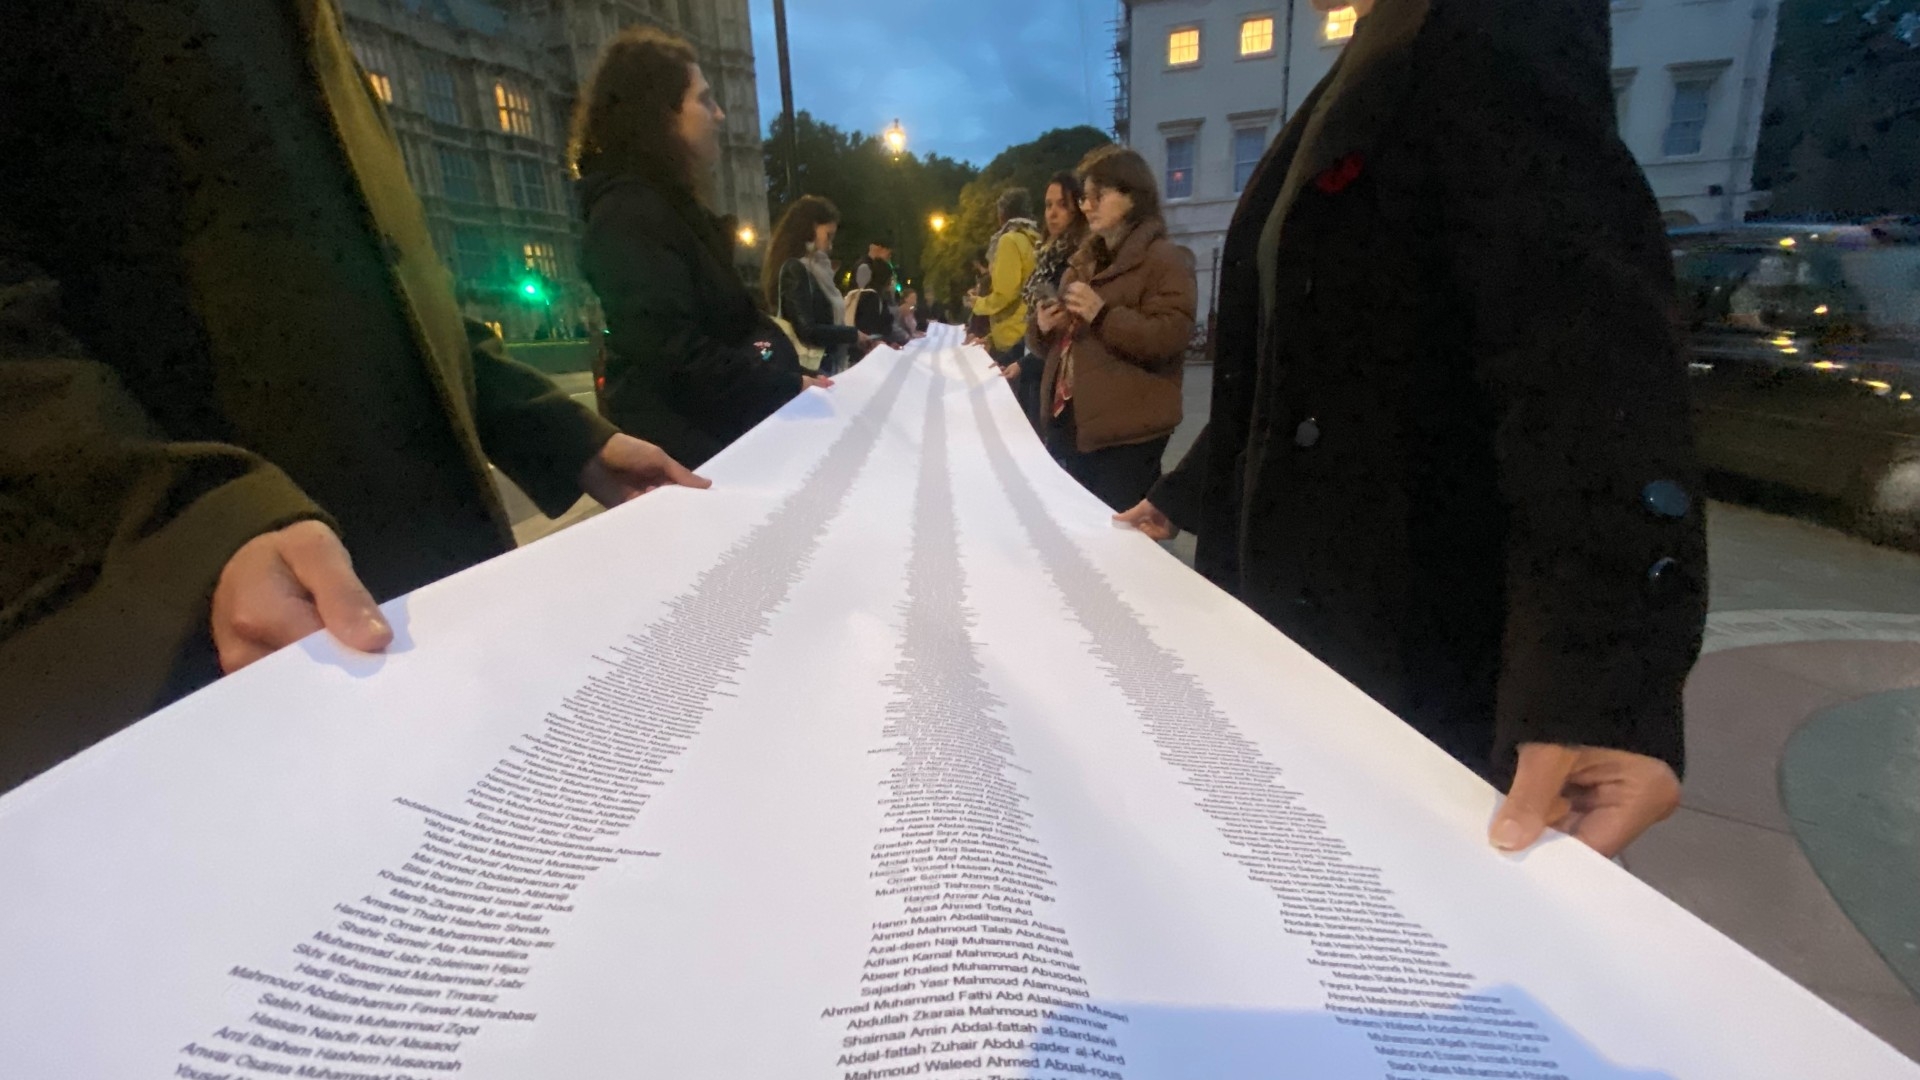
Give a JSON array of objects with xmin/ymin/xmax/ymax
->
[{"xmin": 1021, "ymin": 232, "xmax": 1080, "ymax": 310}]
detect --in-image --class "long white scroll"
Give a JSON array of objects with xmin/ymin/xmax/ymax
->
[{"xmin": 2, "ymin": 328, "xmax": 1913, "ymax": 1079}]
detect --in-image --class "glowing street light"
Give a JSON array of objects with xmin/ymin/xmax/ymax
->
[
  {"xmin": 883, "ymin": 119, "xmax": 906, "ymax": 158},
  {"xmin": 929, "ymin": 213, "xmax": 947, "ymax": 233},
  {"xmin": 737, "ymin": 225, "xmax": 758, "ymax": 246}
]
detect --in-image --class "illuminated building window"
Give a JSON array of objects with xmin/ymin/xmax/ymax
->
[
  {"xmin": 523, "ymin": 241, "xmax": 558, "ymax": 278},
  {"xmin": 1324, "ymin": 6, "xmax": 1357, "ymax": 42},
  {"xmin": 349, "ymin": 35, "xmax": 396, "ymax": 105},
  {"xmin": 1240, "ymin": 17, "xmax": 1275, "ymax": 56},
  {"xmin": 495, "ymin": 81, "xmax": 535, "ymax": 137},
  {"xmin": 1165, "ymin": 134, "xmax": 1195, "ymax": 199},
  {"xmin": 1168, "ymin": 28, "xmax": 1201, "ymax": 67}
]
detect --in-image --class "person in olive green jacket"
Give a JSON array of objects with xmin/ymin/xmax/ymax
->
[{"xmin": 0, "ymin": 1, "xmax": 706, "ymax": 793}]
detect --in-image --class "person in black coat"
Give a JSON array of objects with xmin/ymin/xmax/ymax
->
[
  {"xmin": 851, "ymin": 239, "xmax": 904, "ymax": 344},
  {"xmin": 1118, "ymin": 0, "xmax": 1708, "ymax": 857},
  {"xmin": 763, "ymin": 195, "xmax": 869, "ymax": 376},
  {"xmin": 572, "ymin": 27, "xmax": 828, "ymax": 468}
]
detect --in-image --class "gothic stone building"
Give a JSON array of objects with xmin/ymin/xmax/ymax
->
[{"xmin": 340, "ymin": 0, "xmax": 767, "ymax": 341}]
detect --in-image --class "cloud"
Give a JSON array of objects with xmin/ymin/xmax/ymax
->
[{"xmin": 747, "ymin": 0, "xmax": 1114, "ymax": 165}]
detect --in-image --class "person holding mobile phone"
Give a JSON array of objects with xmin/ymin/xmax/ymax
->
[
  {"xmin": 1027, "ymin": 148, "xmax": 1194, "ymax": 512},
  {"xmin": 1011, "ymin": 173, "xmax": 1090, "ymax": 425}
]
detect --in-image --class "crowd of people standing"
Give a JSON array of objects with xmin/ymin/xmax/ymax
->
[
  {"xmin": 878, "ymin": 0, "xmax": 1706, "ymax": 861},
  {"xmin": 0, "ymin": 11, "xmax": 949, "ymax": 791},
  {"xmin": 951, "ymin": 149, "xmax": 1197, "ymax": 519},
  {"xmin": 1, "ymin": 0, "xmax": 1708, "ymax": 867}
]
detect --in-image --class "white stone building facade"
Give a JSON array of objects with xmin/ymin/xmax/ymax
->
[{"xmin": 1118, "ymin": 0, "xmax": 1780, "ymax": 318}]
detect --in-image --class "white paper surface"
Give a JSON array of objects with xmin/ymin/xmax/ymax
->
[{"xmin": 2, "ymin": 326, "xmax": 1913, "ymax": 1079}]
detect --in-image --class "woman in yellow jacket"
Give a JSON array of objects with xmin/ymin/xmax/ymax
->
[{"xmin": 970, "ymin": 189, "xmax": 1042, "ymax": 364}]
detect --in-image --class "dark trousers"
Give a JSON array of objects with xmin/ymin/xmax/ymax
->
[
  {"xmin": 1012, "ymin": 359, "xmax": 1043, "ymax": 433},
  {"xmin": 993, "ymin": 342, "xmax": 1043, "ymax": 433},
  {"xmin": 1046, "ymin": 402, "xmax": 1170, "ymax": 512}
]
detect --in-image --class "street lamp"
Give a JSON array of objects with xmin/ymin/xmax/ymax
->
[
  {"xmin": 737, "ymin": 225, "xmax": 758, "ymax": 247},
  {"xmin": 929, "ymin": 213, "xmax": 947, "ymax": 233},
  {"xmin": 884, "ymin": 119, "xmax": 906, "ymax": 159}
]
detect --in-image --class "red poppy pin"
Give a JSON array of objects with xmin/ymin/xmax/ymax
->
[{"xmin": 1314, "ymin": 151, "xmax": 1365, "ymax": 195}]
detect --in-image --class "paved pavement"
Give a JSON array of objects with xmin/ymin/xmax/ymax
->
[
  {"xmin": 505, "ymin": 359, "xmax": 1920, "ymax": 1060},
  {"xmin": 1641, "ymin": 505, "xmax": 1920, "ymax": 1060},
  {"xmin": 1161, "ymin": 364, "xmax": 1920, "ymax": 1060}
]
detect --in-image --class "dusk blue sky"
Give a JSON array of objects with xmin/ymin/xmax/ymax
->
[{"xmin": 744, "ymin": 0, "xmax": 1119, "ymax": 166}]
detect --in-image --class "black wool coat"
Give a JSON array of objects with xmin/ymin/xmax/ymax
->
[
  {"xmin": 580, "ymin": 173, "xmax": 802, "ymax": 468},
  {"xmin": 775, "ymin": 259, "xmax": 860, "ymax": 351},
  {"xmin": 1151, "ymin": 0, "xmax": 1707, "ymax": 780}
]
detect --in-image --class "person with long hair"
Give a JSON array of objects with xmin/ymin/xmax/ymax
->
[
  {"xmin": 1029, "ymin": 146, "xmax": 1194, "ymax": 512},
  {"xmin": 572, "ymin": 26, "xmax": 828, "ymax": 469},
  {"xmin": 762, "ymin": 196, "xmax": 868, "ymax": 376},
  {"xmin": 1007, "ymin": 171, "xmax": 1091, "ymax": 420}
]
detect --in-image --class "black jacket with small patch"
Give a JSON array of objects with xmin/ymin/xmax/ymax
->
[
  {"xmin": 580, "ymin": 172, "xmax": 801, "ymax": 467},
  {"xmin": 1151, "ymin": 0, "xmax": 1707, "ymax": 780}
]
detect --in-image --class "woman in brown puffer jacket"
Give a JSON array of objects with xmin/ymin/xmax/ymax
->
[{"xmin": 1028, "ymin": 146, "xmax": 1197, "ymax": 511}]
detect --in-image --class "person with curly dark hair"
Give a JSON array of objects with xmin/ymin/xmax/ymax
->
[{"xmin": 572, "ymin": 26, "xmax": 828, "ymax": 468}]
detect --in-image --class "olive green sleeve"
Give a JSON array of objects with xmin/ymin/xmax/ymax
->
[
  {"xmin": 465, "ymin": 321, "xmax": 618, "ymax": 519},
  {"xmin": 0, "ymin": 270, "xmax": 326, "ymax": 790}
]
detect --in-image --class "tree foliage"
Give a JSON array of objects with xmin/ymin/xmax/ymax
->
[
  {"xmin": 763, "ymin": 111, "xmax": 977, "ymax": 296},
  {"xmin": 921, "ymin": 126, "xmax": 1113, "ymax": 308},
  {"xmin": 1754, "ymin": 1, "xmax": 1920, "ymax": 217}
]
